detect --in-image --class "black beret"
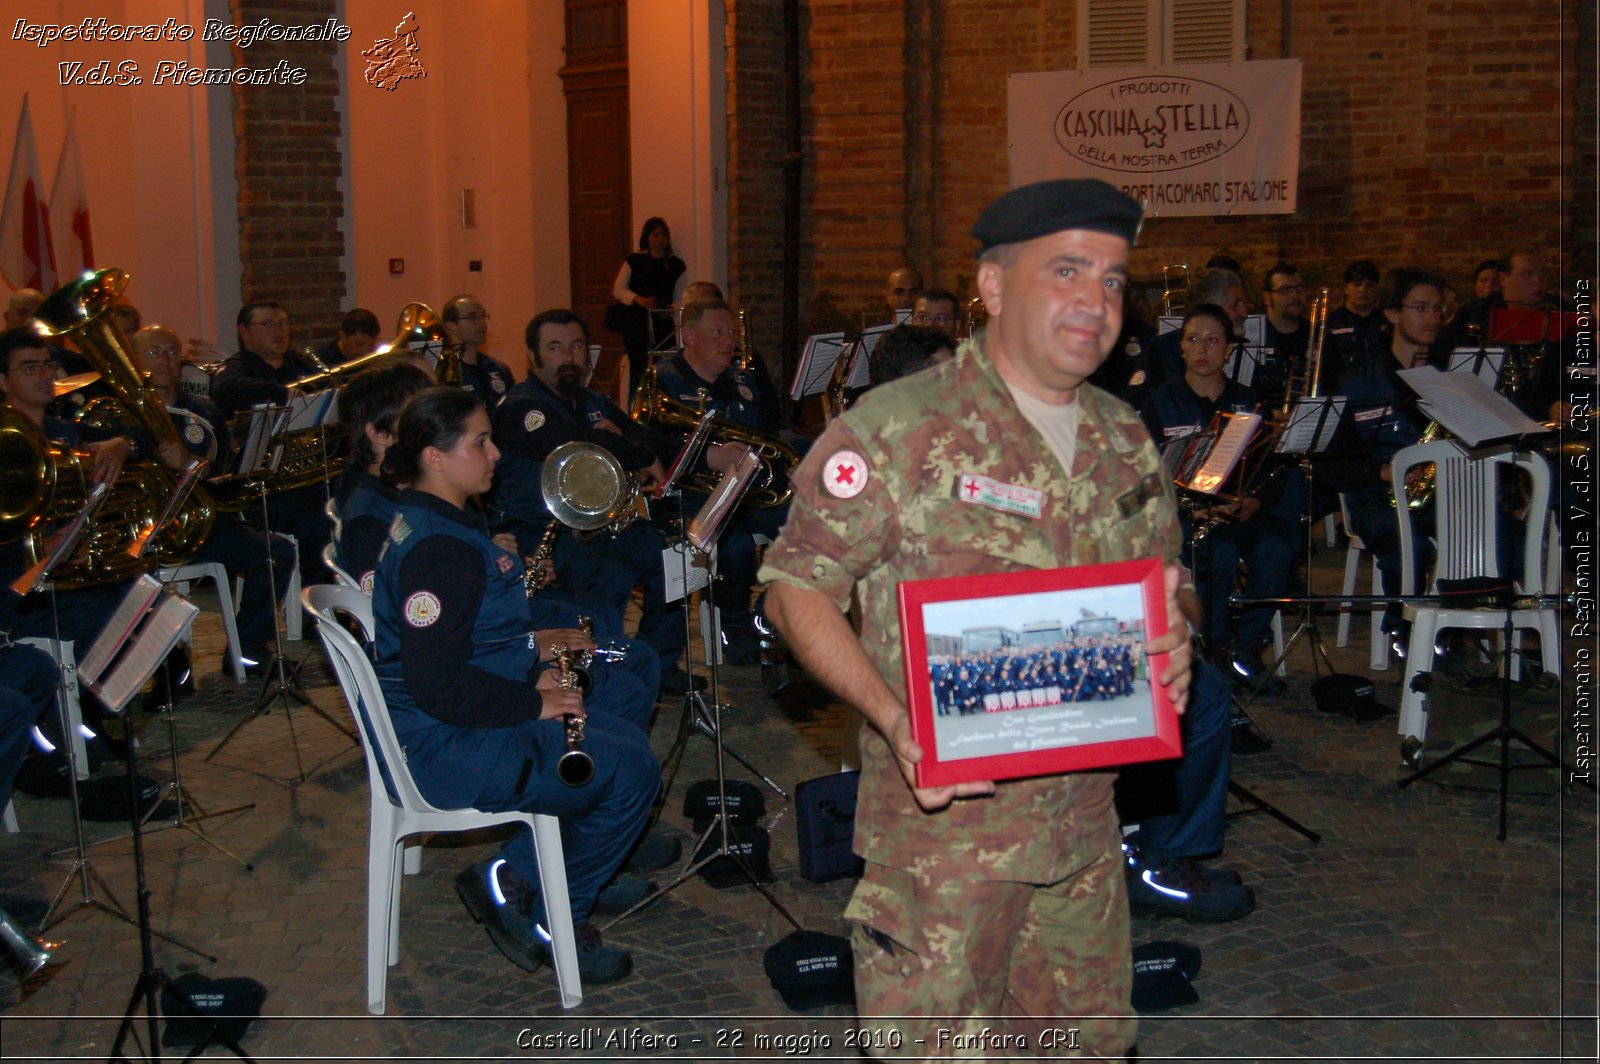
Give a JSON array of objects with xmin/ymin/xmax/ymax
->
[{"xmin": 971, "ymin": 179, "xmax": 1143, "ymax": 254}]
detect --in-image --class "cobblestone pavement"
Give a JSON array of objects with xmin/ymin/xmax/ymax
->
[{"xmin": 1, "ymin": 546, "xmax": 1595, "ymax": 1062}]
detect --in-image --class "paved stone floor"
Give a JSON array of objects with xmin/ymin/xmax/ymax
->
[{"xmin": 1, "ymin": 545, "xmax": 1595, "ymax": 1062}]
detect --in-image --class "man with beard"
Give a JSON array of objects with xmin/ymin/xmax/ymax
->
[
  {"xmin": 1258, "ymin": 262, "xmax": 1309, "ymax": 408},
  {"xmin": 490, "ymin": 309, "xmax": 694, "ymax": 692}
]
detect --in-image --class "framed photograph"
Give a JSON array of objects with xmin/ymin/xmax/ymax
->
[{"xmin": 897, "ymin": 558, "xmax": 1182, "ymax": 788}]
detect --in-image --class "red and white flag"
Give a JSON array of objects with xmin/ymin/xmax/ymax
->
[
  {"xmin": 0, "ymin": 96, "xmax": 58, "ymax": 293},
  {"xmin": 50, "ymin": 115, "xmax": 92, "ymax": 280}
]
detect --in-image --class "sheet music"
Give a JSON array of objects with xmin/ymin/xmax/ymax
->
[
  {"xmin": 1159, "ymin": 429, "xmax": 1212, "ymax": 485},
  {"xmin": 284, "ymin": 390, "xmax": 339, "ymax": 432},
  {"xmin": 87, "ymin": 594, "xmax": 199, "ymax": 715},
  {"xmin": 661, "ymin": 542, "xmax": 711, "ymax": 603},
  {"xmin": 1398, "ymin": 366, "xmax": 1549, "ymax": 447},
  {"xmin": 1186, "ymin": 412, "xmax": 1260, "ymax": 494},
  {"xmin": 9, "ymin": 480, "xmax": 111, "ymax": 596},
  {"xmin": 1446, "ymin": 346, "xmax": 1506, "ymax": 388},
  {"xmin": 1277, "ymin": 397, "xmax": 1345, "ymax": 454},
  {"xmin": 78, "ymin": 574, "xmax": 164, "ymax": 684},
  {"xmin": 791, "ymin": 332, "xmax": 848, "ymax": 399},
  {"xmin": 236, "ymin": 403, "xmax": 289, "ymax": 475},
  {"xmin": 662, "ymin": 409, "xmax": 717, "ymax": 493},
  {"xmin": 1157, "ymin": 314, "xmax": 1182, "ymax": 335},
  {"xmin": 1223, "ymin": 343, "xmax": 1262, "ymax": 388},
  {"xmin": 851, "ymin": 324, "xmax": 895, "ymax": 389},
  {"xmin": 687, "ymin": 449, "xmax": 763, "ymax": 551}
]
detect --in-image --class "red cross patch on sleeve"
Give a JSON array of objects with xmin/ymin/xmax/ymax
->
[{"xmin": 822, "ymin": 449, "xmax": 868, "ymax": 499}]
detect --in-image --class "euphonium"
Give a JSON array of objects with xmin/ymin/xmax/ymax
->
[
  {"xmin": 17, "ymin": 269, "xmax": 216, "ymax": 582},
  {"xmin": 1398, "ymin": 420, "xmax": 1448, "ymax": 511},
  {"xmin": 552, "ymin": 644, "xmax": 595, "ymax": 788},
  {"xmin": 630, "ymin": 363, "xmax": 798, "ymax": 508},
  {"xmin": 540, "ymin": 441, "xmax": 647, "ymax": 537}
]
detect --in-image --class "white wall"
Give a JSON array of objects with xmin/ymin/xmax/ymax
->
[
  {"xmin": 628, "ymin": 0, "xmax": 726, "ymax": 295},
  {"xmin": 0, "ymin": 0, "xmax": 236, "ymax": 347},
  {"xmin": 345, "ymin": 0, "xmax": 568, "ymax": 375}
]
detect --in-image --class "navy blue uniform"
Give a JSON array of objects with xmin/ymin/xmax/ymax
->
[
  {"xmin": 373, "ymin": 490, "xmax": 657, "ymax": 925},
  {"xmin": 1258, "ymin": 320, "xmax": 1306, "ymax": 410},
  {"xmin": 1324, "ymin": 306, "xmax": 1379, "ymax": 390},
  {"xmin": 653, "ymin": 354, "xmax": 789, "ymax": 635},
  {"xmin": 456, "ymin": 352, "xmax": 516, "ymax": 414},
  {"xmin": 208, "ymin": 347, "xmax": 333, "ymax": 584},
  {"xmin": 491, "ymin": 375, "xmax": 684, "ymax": 670},
  {"xmin": 170, "ymin": 395, "xmax": 295, "ymax": 650},
  {"xmin": 0, "ymin": 624, "xmax": 58, "ymax": 812},
  {"xmin": 1142, "ymin": 377, "xmax": 1295, "ymax": 651}
]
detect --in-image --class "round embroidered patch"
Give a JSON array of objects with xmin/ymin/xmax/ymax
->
[
  {"xmin": 822, "ymin": 449, "xmax": 868, "ymax": 499},
  {"xmin": 737, "ymin": 384, "xmax": 754, "ymax": 402},
  {"xmin": 523, "ymin": 410, "xmax": 545, "ymax": 432},
  {"xmin": 183, "ymin": 422, "xmax": 206, "ymax": 445},
  {"xmin": 360, "ymin": 571, "xmax": 375, "ymax": 595},
  {"xmin": 492, "ymin": 376, "xmax": 507, "ymax": 394},
  {"xmin": 404, "ymin": 590, "xmax": 441, "ymax": 627}
]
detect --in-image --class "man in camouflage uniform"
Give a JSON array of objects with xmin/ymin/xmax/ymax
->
[{"xmin": 761, "ymin": 180, "xmax": 1194, "ymax": 1058}]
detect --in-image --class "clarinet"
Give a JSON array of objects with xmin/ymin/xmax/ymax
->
[{"xmin": 552, "ymin": 644, "xmax": 595, "ymax": 787}]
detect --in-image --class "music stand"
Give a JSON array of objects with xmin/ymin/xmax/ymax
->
[
  {"xmin": 1238, "ymin": 396, "xmax": 1345, "ymax": 706},
  {"xmin": 604, "ymin": 449, "xmax": 802, "ymax": 934},
  {"xmin": 789, "ymin": 330, "xmax": 849, "ymax": 401},
  {"xmin": 206, "ymin": 409, "xmax": 356, "ymax": 783},
  {"xmin": 1397, "ymin": 588, "xmax": 1587, "ymax": 840},
  {"xmin": 76, "ymin": 462, "xmax": 257, "ymax": 868}
]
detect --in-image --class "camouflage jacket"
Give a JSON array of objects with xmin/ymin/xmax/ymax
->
[{"xmin": 759, "ymin": 337, "xmax": 1181, "ymax": 884}]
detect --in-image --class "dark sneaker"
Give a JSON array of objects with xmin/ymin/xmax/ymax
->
[
  {"xmin": 536, "ymin": 920, "xmax": 633, "ymax": 984},
  {"xmin": 593, "ymin": 873, "xmax": 656, "ymax": 914},
  {"xmin": 1224, "ymin": 642, "xmax": 1285, "ymax": 695},
  {"xmin": 455, "ymin": 859, "xmax": 543, "ymax": 972},
  {"xmin": 1127, "ymin": 857, "xmax": 1255, "ymax": 922},
  {"xmin": 1122, "ymin": 840, "xmax": 1241, "ymax": 887},
  {"xmin": 625, "ymin": 825, "xmax": 683, "ymax": 872}
]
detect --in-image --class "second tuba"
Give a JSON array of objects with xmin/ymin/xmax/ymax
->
[
  {"xmin": 13, "ymin": 269, "xmax": 216, "ymax": 584},
  {"xmin": 630, "ymin": 362, "xmax": 797, "ymax": 508}
]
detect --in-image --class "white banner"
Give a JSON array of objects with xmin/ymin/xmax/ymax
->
[{"xmin": 1008, "ymin": 60, "xmax": 1302, "ymax": 218}]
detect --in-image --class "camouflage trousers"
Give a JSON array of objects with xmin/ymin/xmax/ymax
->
[{"xmin": 846, "ymin": 826, "xmax": 1134, "ymax": 1061}]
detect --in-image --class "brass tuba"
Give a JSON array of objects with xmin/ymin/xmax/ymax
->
[
  {"xmin": 630, "ymin": 362, "xmax": 797, "ymax": 508},
  {"xmin": 13, "ymin": 269, "xmax": 216, "ymax": 584}
]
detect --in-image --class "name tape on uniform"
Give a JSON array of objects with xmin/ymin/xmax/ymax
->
[{"xmin": 953, "ymin": 474, "xmax": 1043, "ymax": 519}]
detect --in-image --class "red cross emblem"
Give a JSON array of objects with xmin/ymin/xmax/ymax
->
[
  {"xmin": 964, "ymin": 477, "xmax": 981, "ymax": 498},
  {"xmin": 822, "ymin": 449, "xmax": 868, "ymax": 499}
]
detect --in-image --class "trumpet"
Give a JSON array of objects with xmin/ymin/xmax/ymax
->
[{"xmin": 551, "ymin": 644, "xmax": 595, "ymax": 788}]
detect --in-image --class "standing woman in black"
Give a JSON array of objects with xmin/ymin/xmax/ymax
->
[{"xmin": 611, "ymin": 216, "xmax": 687, "ymax": 398}]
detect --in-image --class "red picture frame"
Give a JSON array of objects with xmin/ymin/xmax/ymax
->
[{"xmin": 898, "ymin": 558, "xmax": 1182, "ymax": 788}]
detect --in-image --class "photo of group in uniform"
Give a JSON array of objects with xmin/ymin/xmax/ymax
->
[{"xmin": 919, "ymin": 582, "xmax": 1156, "ymax": 762}]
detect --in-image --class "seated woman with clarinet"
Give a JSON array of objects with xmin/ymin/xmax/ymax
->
[{"xmin": 371, "ymin": 387, "xmax": 658, "ymax": 983}]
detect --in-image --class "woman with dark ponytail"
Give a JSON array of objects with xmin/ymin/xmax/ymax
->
[
  {"xmin": 370, "ymin": 388, "xmax": 656, "ymax": 983},
  {"xmin": 333, "ymin": 361, "xmax": 434, "ymax": 590}
]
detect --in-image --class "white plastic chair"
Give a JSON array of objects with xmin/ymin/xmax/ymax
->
[
  {"xmin": 17, "ymin": 638, "xmax": 88, "ymax": 781},
  {"xmin": 158, "ymin": 561, "xmax": 247, "ymax": 683},
  {"xmin": 1392, "ymin": 442, "xmax": 1559, "ymax": 745},
  {"xmin": 3, "ymin": 799, "xmax": 17, "ymax": 833},
  {"xmin": 302, "ymin": 585, "xmax": 582, "ymax": 1013},
  {"xmin": 1335, "ymin": 493, "xmax": 1390, "ymax": 671},
  {"xmin": 322, "ymin": 542, "xmax": 362, "ymax": 591}
]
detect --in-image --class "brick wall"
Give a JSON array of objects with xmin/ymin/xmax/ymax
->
[
  {"xmin": 735, "ymin": 0, "xmax": 1585, "ymax": 336},
  {"xmin": 230, "ymin": 0, "xmax": 346, "ymax": 346},
  {"xmin": 724, "ymin": 0, "xmax": 787, "ymax": 353}
]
